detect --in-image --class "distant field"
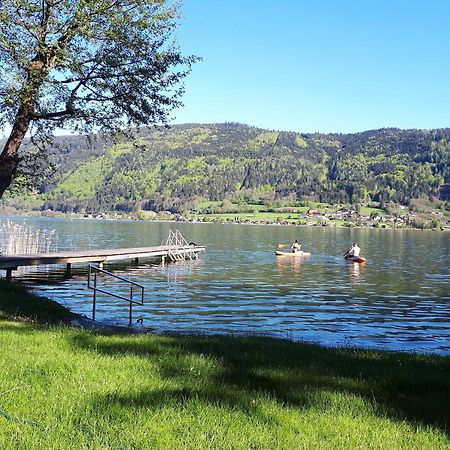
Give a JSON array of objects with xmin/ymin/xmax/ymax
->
[
  {"xmin": 195, "ymin": 200, "xmax": 223, "ymax": 210},
  {"xmin": 190, "ymin": 202, "xmax": 387, "ymax": 224},
  {"xmin": 360, "ymin": 206, "xmax": 387, "ymax": 216},
  {"xmin": 200, "ymin": 212, "xmax": 300, "ymax": 222}
]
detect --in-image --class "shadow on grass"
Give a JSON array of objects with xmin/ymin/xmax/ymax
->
[
  {"xmin": 70, "ymin": 333, "xmax": 161, "ymax": 357},
  {"xmin": 0, "ymin": 321, "xmax": 39, "ymax": 334},
  {"xmin": 70, "ymin": 332, "xmax": 450, "ymax": 435},
  {"xmin": 3, "ymin": 281, "xmax": 448, "ymax": 435},
  {"xmin": 0, "ymin": 279, "xmax": 76, "ymax": 324}
]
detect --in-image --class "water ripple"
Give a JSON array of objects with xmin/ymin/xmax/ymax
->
[{"xmin": 2, "ymin": 218, "xmax": 449, "ymax": 355}]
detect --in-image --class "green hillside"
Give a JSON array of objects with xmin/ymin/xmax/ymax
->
[{"xmin": 3, "ymin": 123, "xmax": 450, "ymax": 215}]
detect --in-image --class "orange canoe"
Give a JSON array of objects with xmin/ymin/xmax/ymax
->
[{"xmin": 345, "ymin": 255, "xmax": 366, "ymax": 264}]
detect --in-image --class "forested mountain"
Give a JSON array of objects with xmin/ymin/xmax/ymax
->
[{"xmin": 3, "ymin": 123, "xmax": 450, "ymax": 213}]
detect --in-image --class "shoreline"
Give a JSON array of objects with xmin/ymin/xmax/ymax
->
[
  {"xmin": 1, "ymin": 211, "xmax": 449, "ymax": 232},
  {"xmin": 1, "ymin": 279, "xmax": 449, "ymax": 357},
  {"xmin": 2, "ymin": 288, "xmax": 449, "ymax": 449}
]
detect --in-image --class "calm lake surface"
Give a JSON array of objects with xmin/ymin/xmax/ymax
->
[{"xmin": 1, "ymin": 217, "xmax": 449, "ymax": 355}]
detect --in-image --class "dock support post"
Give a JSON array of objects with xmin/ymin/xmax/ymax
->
[
  {"xmin": 6, "ymin": 268, "xmax": 13, "ymax": 281},
  {"xmin": 134, "ymin": 258, "xmax": 139, "ymax": 263},
  {"xmin": 66, "ymin": 263, "xmax": 72, "ymax": 272},
  {"xmin": 162, "ymin": 255, "xmax": 165, "ymax": 266}
]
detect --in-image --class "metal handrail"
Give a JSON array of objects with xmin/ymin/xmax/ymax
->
[{"xmin": 87, "ymin": 264, "xmax": 144, "ymax": 326}]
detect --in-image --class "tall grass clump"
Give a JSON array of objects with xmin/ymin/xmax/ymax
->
[{"xmin": 0, "ymin": 220, "xmax": 58, "ymax": 255}]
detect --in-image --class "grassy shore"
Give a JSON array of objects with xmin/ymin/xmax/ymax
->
[
  {"xmin": 0, "ymin": 281, "xmax": 449, "ymax": 449},
  {"xmin": 0, "ymin": 280, "xmax": 76, "ymax": 323}
]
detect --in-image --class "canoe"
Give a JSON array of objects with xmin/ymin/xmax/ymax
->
[
  {"xmin": 345, "ymin": 255, "xmax": 366, "ymax": 264},
  {"xmin": 275, "ymin": 250, "xmax": 311, "ymax": 257}
]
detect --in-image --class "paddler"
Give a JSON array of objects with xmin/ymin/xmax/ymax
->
[
  {"xmin": 291, "ymin": 240, "xmax": 301, "ymax": 253},
  {"xmin": 344, "ymin": 242, "xmax": 360, "ymax": 258}
]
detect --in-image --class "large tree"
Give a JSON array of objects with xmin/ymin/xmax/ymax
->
[{"xmin": 0, "ymin": 0, "xmax": 197, "ymax": 198}]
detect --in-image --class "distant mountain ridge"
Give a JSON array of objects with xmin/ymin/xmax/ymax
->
[{"xmin": 3, "ymin": 123, "xmax": 450, "ymax": 213}]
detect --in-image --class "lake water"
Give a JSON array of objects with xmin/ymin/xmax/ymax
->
[{"xmin": 1, "ymin": 217, "xmax": 449, "ymax": 355}]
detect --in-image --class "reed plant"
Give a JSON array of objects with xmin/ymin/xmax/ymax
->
[{"xmin": 0, "ymin": 220, "xmax": 58, "ymax": 255}]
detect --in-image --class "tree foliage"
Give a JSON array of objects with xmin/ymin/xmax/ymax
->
[
  {"xmin": 0, "ymin": 0, "xmax": 197, "ymax": 197},
  {"xmin": 6, "ymin": 123, "xmax": 449, "ymax": 214}
]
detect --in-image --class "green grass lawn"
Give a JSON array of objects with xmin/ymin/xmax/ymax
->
[{"xmin": 0, "ymin": 281, "xmax": 449, "ymax": 449}]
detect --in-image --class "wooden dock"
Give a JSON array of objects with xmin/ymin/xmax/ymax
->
[{"xmin": 0, "ymin": 244, "xmax": 205, "ymax": 280}]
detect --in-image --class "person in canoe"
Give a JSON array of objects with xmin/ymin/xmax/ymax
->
[
  {"xmin": 344, "ymin": 242, "xmax": 360, "ymax": 258},
  {"xmin": 291, "ymin": 239, "xmax": 302, "ymax": 253}
]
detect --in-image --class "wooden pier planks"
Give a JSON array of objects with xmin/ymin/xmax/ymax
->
[{"xmin": 0, "ymin": 244, "xmax": 206, "ymax": 279}]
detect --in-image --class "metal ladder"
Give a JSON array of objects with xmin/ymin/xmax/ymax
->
[
  {"xmin": 87, "ymin": 264, "xmax": 144, "ymax": 326},
  {"xmin": 165, "ymin": 229, "xmax": 199, "ymax": 262}
]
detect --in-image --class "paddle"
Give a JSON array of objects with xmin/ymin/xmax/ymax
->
[{"xmin": 277, "ymin": 243, "xmax": 288, "ymax": 248}]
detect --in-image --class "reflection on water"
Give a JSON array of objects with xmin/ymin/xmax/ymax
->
[
  {"xmin": 1, "ymin": 217, "xmax": 449, "ymax": 355},
  {"xmin": 348, "ymin": 262, "xmax": 364, "ymax": 282},
  {"xmin": 275, "ymin": 255, "xmax": 308, "ymax": 273}
]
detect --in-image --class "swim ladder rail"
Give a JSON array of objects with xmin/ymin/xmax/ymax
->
[
  {"xmin": 165, "ymin": 229, "xmax": 199, "ymax": 261},
  {"xmin": 87, "ymin": 264, "xmax": 144, "ymax": 326}
]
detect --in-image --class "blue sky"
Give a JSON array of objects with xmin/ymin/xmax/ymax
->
[{"xmin": 173, "ymin": 0, "xmax": 450, "ymax": 133}]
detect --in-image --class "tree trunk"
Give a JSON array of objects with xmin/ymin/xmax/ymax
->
[
  {"xmin": 0, "ymin": 109, "xmax": 32, "ymax": 198},
  {"xmin": 0, "ymin": 52, "xmax": 51, "ymax": 198}
]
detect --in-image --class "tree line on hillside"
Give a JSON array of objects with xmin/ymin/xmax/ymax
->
[{"xmin": 5, "ymin": 124, "xmax": 450, "ymax": 214}]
